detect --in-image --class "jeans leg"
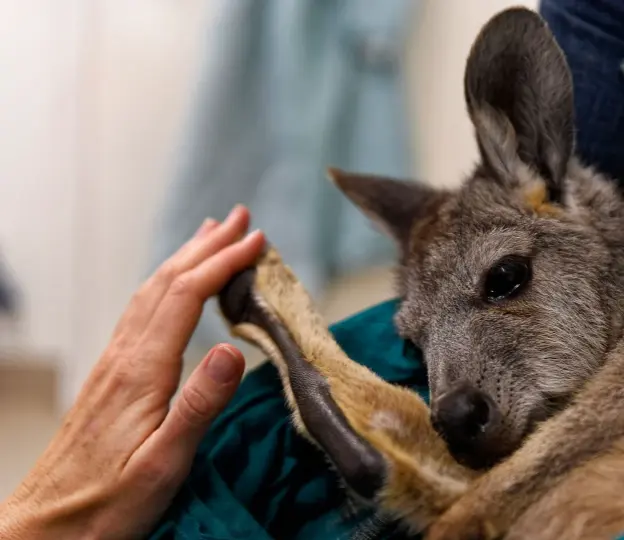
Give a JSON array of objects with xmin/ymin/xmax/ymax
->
[{"xmin": 539, "ymin": 0, "xmax": 624, "ymax": 185}]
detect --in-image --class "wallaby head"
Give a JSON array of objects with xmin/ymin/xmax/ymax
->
[{"xmin": 331, "ymin": 7, "xmax": 624, "ymax": 470}]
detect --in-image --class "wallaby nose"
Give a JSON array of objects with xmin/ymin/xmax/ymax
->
[{"xmin": 431, "ymin": 381, "xmax": 502, "ymax": 469}]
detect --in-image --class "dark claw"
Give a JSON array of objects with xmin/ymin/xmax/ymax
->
[
  {"xmin": 219, "ymin": 267, "xmax": 256, "ymax": 326},
  {"xmin": 218, "ymin": 267, "xmax": 387, "ymax": 501}
]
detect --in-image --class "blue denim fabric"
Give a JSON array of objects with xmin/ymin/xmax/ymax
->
[{"xmin": 540, "ymin": 0, "xmax": 624, "ymax": 185}]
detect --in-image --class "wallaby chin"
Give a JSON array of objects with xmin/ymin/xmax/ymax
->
[{"xmin": 219, "ymin": 6, "xmax": 624, "ymax": 540}]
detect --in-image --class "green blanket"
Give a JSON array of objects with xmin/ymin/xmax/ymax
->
[{"xmin": 148, "ymin": 299, "xmax": 429, "ymax": 539}]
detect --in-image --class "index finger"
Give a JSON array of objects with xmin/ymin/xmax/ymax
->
[
  {"xmin": 114, "ymin": 206, "xmax": 251, "ymax": 337},
  {"xmin": 138, "ymin": 230, "xmax": 266, "ymax": 362}
]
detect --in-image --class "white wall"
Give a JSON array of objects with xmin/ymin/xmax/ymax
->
[
  {"xmin": 408, "ymin": 0, "xmax": 538, "ymax": 188},
  {"xmin": 65, "ymin": 1, "xmax": 214, "ymax": 409},
  {"xmin": 0, "ymin": 1, "xmax": 213, "ymax": 409},
  {"xmin": 0, "ymin": 0, "xmax": 538, "ymax": 410},
  {"xmin": 0, "ymin": 1, "xmax": 82, "ymax": 364}
]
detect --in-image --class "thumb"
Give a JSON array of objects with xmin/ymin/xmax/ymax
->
[{"xmin": 153, "ymin": 345, "xmax": 245, "ymax": 459}]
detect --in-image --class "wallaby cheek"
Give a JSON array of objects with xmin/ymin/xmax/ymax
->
[{"xmin": 529, "ymin": 292, "xmax": 608, "ymax": 394}]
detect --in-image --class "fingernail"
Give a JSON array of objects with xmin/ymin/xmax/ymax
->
[
  {"xmin": 245, "ymin": 229, "xmax": 263, "ymax": 242},
  {"xmin": 225, "ymin": 205, "xmax": 243, "ymax": 221},
  {"xmin": 194, "ymin": 218, "xmax": 217, "ymax": 237},
  {"xmin": 205, "ymin": 347, "xmax": 239, "ymax": 384}
]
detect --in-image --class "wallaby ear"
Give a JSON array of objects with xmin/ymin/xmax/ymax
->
[
  {"xmin": 464, "ymin": 7, "xmax": 574, "ymax": 202},
  {"xmin": 328, "ymin": 168, "xmax": 447, "ymax": 250}
]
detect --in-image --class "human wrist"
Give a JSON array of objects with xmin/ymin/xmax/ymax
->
[
  {"xmin": 0, "ymin": 494, "xmax": 100, "ymax": 540},
  {"xmin": 0, "ymin": 496, "xmax": 48, "ymax": 540},
  {"xmin": 0, "ymin": 498, "xmax": 27, "ymax": 540}
]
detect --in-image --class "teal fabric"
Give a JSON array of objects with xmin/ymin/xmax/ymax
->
[{"xmin": 148, "ymin": 298, "xmax": 429, "ymax": 539}]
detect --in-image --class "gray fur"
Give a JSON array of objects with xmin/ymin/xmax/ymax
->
[{"xmin": 332, "ymin": 7, "xmax": 624, "ymax": 467}]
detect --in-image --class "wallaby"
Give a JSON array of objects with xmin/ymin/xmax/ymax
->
[{"xmin": 219, "ymin": 6, "xmax": 624, "ymax": 540}]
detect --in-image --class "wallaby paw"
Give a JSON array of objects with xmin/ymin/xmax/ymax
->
[{"xmin": 217, "ymin": 245, "xmax": 476, "ymax": 529}]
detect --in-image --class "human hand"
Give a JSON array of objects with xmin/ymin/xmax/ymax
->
[{"xmin": 0, "ymin": 206, "xmax": 265, "ymax": 540}]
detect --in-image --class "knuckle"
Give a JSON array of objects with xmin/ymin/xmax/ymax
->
[
  {"xmin": 134, "ymin": 454, "xmax": 180, "ymax": 491},
  {"xmin": 218, "ymin": 254, "xmax": 236, "ymax": 274},
  {"xmin": 157, "ymin": 261, "xmax": 178, "ymax": 285},
  {"xmin": 129, "ymin": 286, "xmax": 148, "ymax": 308},
  {"xmin": 104, "ymin": 348, "xmax": 149, "ymax": 389},
  {"xmin": 169, "ymin": 274, "xmax": 194, "ymax": 297},
  {"xmin": 100, "ymin": 344, "xmax": 129, "ymax": 373},
  {"xmin": 108, "ymin": 359, "xmax": 136, "ymax": 389},
  {"xmin": 178, "ymin": 384, "xmax": 213, "ymax": 426},
  {"xmin": 209, "ymin": 253, "xmax": 236, "ymax": 281}
]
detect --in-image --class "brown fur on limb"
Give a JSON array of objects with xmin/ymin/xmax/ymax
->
[{"xmin": 218, "ymin": 246, "xmax": 476, "ymax": 535}]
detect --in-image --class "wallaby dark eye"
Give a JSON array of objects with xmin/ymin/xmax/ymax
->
[{"xmin": 483, "ymin": 255, "xmax": 531, "ymax": 302}]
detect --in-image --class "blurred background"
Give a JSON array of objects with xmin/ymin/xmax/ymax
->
[{"xmin": 0, "ymin": 0, "xmax": 537, "ymax": 499}]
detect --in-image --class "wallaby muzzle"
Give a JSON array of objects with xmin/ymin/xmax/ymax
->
[{"xmin": 431, "ymin": 381, "xmax": 506, "ymax": 470}]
